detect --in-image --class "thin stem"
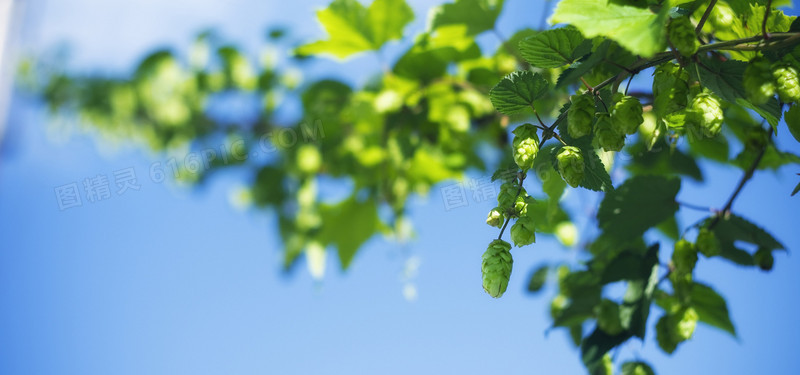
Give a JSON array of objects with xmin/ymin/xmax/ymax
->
[
  {"xmin": 709, "ymin": 129, "xmax": 772, "ymax": 229},
  {"xmin": 677, "ymin": 201, "xmax": 715, "ymax": 213},
  {"xmin": 497, "ymin": 217, "xmax": 512, "ymax": 240},
  {"xmin": 762, "ymin": 0, "xmax": 773, "ymax": 40},
  {"xmin": 695, "ymin": 0, "xmax": 718, "ymax": 36}
]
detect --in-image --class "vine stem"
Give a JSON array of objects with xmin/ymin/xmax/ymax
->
[
  {"xmin": 762, "ymin": 0, "xmax": 772, "ymax": 40},
  {"xmin": 592, "ymin": 32, "xmax": 800, "ymax": 94},
  {"xmin": 695, "ymin": 0, "xmax": 718, "ymax": 36},
  {"xmin": 709, "ymin": 130, "xmax": 772, "ymax": 229}
]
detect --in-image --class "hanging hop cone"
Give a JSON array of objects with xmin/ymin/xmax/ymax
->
[
  {"xmin": 696, "ymin": 228, "xmax": 721, "ymax": 257},
  {"xmin": 556, "ymin": 146, "xmax": 585, "ymax": 188},
  {"xmin": 672, "ymin": 238, "xmax": 698, "ymax": 275},
  {"xmin": 594, "ymin": 113, "xmax": 625, "ymax": 152},
  {"xmin": 482, "ymin": 239, "xmax": 513, "ymax": 298},
  {"xmin": 568, "ymin": 94, "xmax": 595, "ymax": 138},
  {"xmin": 687, "ymin": 90, "xmax": 723, "ymax": 138},
  {"xmin": 486, "ymin": 207, "xmax": 504, "ymax": 228},
  {"xmin": 744, "ymin": 57, "xmax": 776, "ymax": 105},
  {"xmin": 774, "ymin": 63, "xmax": 800, "ymax": 103},
  {"xmin": 611, "ymin": 93, "xmax": 644, "ymax": 135},
  {"xmin": 512, "ymin": 124, "xmax": 539, "ymax": 170},
  {"xmin": 510, "ymin": 216, "xmax": 536, "ymax": 247},
  {"xmin": 668, "ymin": 17, "xmax": 698, "ymax": 56}
]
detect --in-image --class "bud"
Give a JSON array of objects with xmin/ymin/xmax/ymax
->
[
  {"xmin": 481, "ymin": 239, "xmax": 513, "ymax": 298},
  {"xmin": 696, "ymin": 228, "xmax": 721, "ymax": 257},
  {"xmin": 513, "ymin": 194, "xmax": 532, "ymax": 216},
  {"xmin": 510, "ymin": 216, "xmax": 536, "ymax": 247},
  {"xmin": 568, "ymin": 94, "xmax": 595, "ymax": 138},
  {"xmin": 754, "ymin": 248, "xmax": 774, "ymax": 271},
  {"xmin": 512, "ymin": 124, "xmax": 540, "ymax": 170},
  {"xmin": 594, "ymin": 113, "xmax": 625, "ymax": 152},
  {"xmin": 486, "ymin": 208, "xmax": 504, "ymax": 228},
  {"xmin": 594, "ymin": 299, "xmax": 623, "ymax": 335},
  {"xmin": 744, "ymin": 57, "xmax": 776, "ymax": 105},
  {"xmin": 669, "ymin": 17, "xmax": 699, "ymax": 56},
  {"xmin": 556, "ymin": 146, "xmax": 585, "ymax": 187},
  {"xmin": 498, "ymin": 182, "xmax": 524, "ymax": 209},
  {"xmin": 611, "ymin": 93, "xmax": 644, "ymax": 135}
]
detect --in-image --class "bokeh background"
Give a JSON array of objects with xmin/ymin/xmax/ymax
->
[{"xmin": 1, "ymin": 0, "xmax": 799, "ymax": 374}]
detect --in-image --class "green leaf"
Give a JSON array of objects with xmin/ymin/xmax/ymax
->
[
  {"xmin": 619, "ymin": 244, "xmax": 659, "ymax": 339},
  {"xmin": 581, "ymin": 329, "xmax": 631, "ymax": 371},
  {"xmin": 793, "ymin": 179, "xmax": 800, "ymax": 196},
  {"xmin": 519, "ymin": 27, "xmax": 591, "ymax": 68},
  {"xmin": 597, "ymin": 176, "xmax": 680, "ymax": 243},
  {"xmin": 429, "ymin": 0, "xmax": 505, "ymax": 36},
  {"xmin": 489, "ymin": 71, "xmax": 549, "ymax": 114},
  {"xmin": 527, "ymin": 265, "xmax": 549, "ymax": 293},
  {"xmin": 703, "ymin": 214, "xmax": 785, "ymax": 266},
  {"xmin": 318, "ymin": 195, "xmax": 383, "ymax": 269},
  {"xmin": 691, "ymin": 283, "xmax": 736, "ymax": 337},
  {"xmin": 626, "ymin": 139, "xmax": 703, "ymax": 182},
  {"xmin": 296, "ymin": 0, "xmax": 413, "ymax": 58},
  {"xmin": 690, "ymin": 58, "xmax": 781, "ymax": 129},
  {"xmin": 785, "ymin": 104, "xmax": 800, "ymax": 143},
  {"xmin": 550, "ymin": 0, "xmax": 668, "ymax": 57}
]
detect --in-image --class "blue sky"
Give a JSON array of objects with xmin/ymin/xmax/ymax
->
[{"xmin": 2, "ymin": 1, "xmax": 800, "ymax": 374}]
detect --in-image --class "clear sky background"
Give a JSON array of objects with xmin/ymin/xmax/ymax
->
[{"xmin": 1, "ymin": 1, "xmax": 800, "ymax": 374}]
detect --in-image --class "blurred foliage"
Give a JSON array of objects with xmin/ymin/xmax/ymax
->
[{"xmin": 19, "ymin": 0, "xmax": 800, "ymax": 373}]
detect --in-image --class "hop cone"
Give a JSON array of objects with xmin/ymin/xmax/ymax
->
[
  {"xmin": 498, "ymin": 182, "xmax": 524, "ymax": 209},
  {"xmin": 594, "ymin": 114, "xmax": 625, "ymax": 152},
  {"xmin": 486, "ymin": 208, "xmax": 504, "ymax": 228},
  {"xmin": 744, "ymin": 57, "xmax": 776, "ymax": 105},
  {"xmin": 594, "ymin": 299, "xmax": 623, "ymax": 335},
  {"xmin": 687, "ymin": 91, "xmax": 723, "ymax": 138},
  {"xmin": 611, "ymin": 93, "xmax": 644, "ymax": 135},
  {"xmin": 754, "ymin": 248, "xmax": 774, "ymax": 271},
  {"xmin": 672, "ymin": 238, "xmax": 697, "ymax": 275},
  {"xmin": 669, "ymin": 17, "xmax": 698, "ymax": 56},
  {"xmin": 696, "ymin": 228, "xmax": 721, "ymax": 257},
  {"xmin": 556, "ymin": 146, "xmax": 584, "ymax": 187},
  {"xmin": 481, "ymin": 239, "xmax": 513, "ymax": 298},
  {"xmin": 653, "ymin": 63, "xmax": 689, "ymax": 116},
  {"xmin": 513, "ymin": 194, "xmax": 533, "ymax": 216},
  {"xmin": 512, "ymin": 124, "xmax": 539, "ymax": 170},
  {"xmin": 674, "ymin": 307, "xmax": 699, "ymax": 341},
  {"xmin": 510, "ymin": 216, "xmax": 536, "ymax": 247},
  {"xmin": 774, "ymin": 64, "xmax": 800, "ymax": 103},
  {"xmin": 568, "ymin": 94, "xmax": 595, "ymax": 138}
]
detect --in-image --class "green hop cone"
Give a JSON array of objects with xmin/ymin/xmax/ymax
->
[
  {"xmin": 774, "ymin": 64, "xmax": 800, "ymax": 103},
  {"xmin": 568, "ymin": 94, "xmax": 595, "ymax": 138},
  {"xmin": 594, "ymin": 113, "xmax": 625, "ymax": 152},
  {"xmin": 513, "ymin": 194, "xmax": 533, "ymax": 216},
  {"xmin": 481, "ymin": 239, "xmax": 513, "ymax": 298},
  {"xmin": 754, "ymin": 248, "xmax": 774, "ymax": 271},
  {"xmin": 510, "ymin": 216, "xmax": 536, "ymax": 247},
  {"xmin": 621, "ymin": 362, "xmax": 655, "ymax": 375},
  {"xmin": 744, "ymin": 57, "xmax": 776, "ymax": 105},
  {"xmin": 550, "ymin": 294, "xmax": 568, "ymax": 319},
  {"xmin": 672, "ymin": 238, "xmax": 698, "ymax": 275},
  {"xmin": 673, "ymin": 307, "xmax": 699, "ymax": 341},
  {"xmin": 653, "ymin": 63, "xmax": 689, "ymax": 114},
  {"xmin": 556, "ymin": 146, "xmax": 585, "ymax": 188},
  {"xmin": 687, "ymin": 91, "xmax": 724, "ymax": 138},
  {"xmin": 512, "ymin": 124, "xmax": 539, "ymax": 170},
  {"xmin": 486, "ymin": 208, "xmax": 504, "ymax": 228},
  {"xmin": 611, "ymin": 93, "xmax": 644, "ymax": 135},
  {"xmin": 696, "ymin": 228, "xmax": 721, "ymax": 257},
  {"xmin": 669, "ymin": 17, "xmax": 699, "ymax": 56},
  {"xmin": 498, "ymin": 182, "xmax": 524, "ymax": 210},
  {"xmin": 594, "ymin": 299, "xmax": 623, "ymax": 335}
]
